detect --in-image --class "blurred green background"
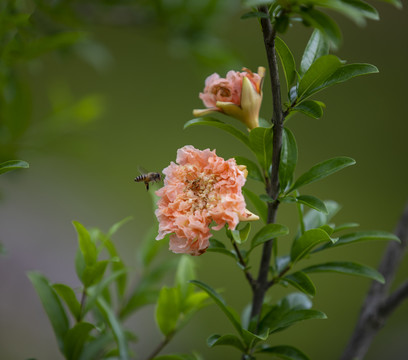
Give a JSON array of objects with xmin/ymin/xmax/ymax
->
[{"xmin": 0, "ymin": 1, "xmax": 407, "ymax": 359}]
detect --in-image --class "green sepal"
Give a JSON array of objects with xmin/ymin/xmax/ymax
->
[{"xmin": 184, "ymin": 118, "xmax": 249, "ymax": 148}]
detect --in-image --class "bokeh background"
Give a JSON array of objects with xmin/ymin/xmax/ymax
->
[{"xmin": 0, "ymin": 1, "xmax": 407, "ymax": 359}]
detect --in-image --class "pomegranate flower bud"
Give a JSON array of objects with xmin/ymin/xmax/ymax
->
[
  {"xmin": 193, "ymin": 67, "xmax": 265, "ymax": 130},
  {"xmin": 155, "ymin": 146, "xmax": 259, "ymax": 256}
]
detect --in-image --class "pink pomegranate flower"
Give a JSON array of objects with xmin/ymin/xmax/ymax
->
[
  {"xmin": 193, "ymin": 67, "xmax": 265, "ymax": 130},
  {"xmin": 155, "ymin": 145, "xmax": 259, "ymax": 256}
]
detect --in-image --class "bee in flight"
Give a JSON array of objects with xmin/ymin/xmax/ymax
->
[{"xmin": 134, "ymin": 167, "xmax": 162, "ymax": 191}]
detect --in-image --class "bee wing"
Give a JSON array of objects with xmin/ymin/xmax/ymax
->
[{"xmin": 137, "ymin": 166, "xmax": 148, "ymax": 175}]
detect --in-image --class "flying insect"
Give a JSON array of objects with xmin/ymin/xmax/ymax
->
[{"xmin": 134, "ymin": 167, "xmax": 162, "ymax": 191}]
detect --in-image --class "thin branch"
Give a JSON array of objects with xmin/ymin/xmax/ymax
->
[
  {"xmin": 145, "ymin": 332, "xmax": 175, "ymax": 360},
  {"xmin": 232, "ymin": 241, "xmax": 257, "ymax": 291},
  {"xmin": 249, "ymin": 5, "xmax": 285, "ymax": 323},
  {"xmin": 340, "ymin": 200, "xmax": 408, "ymax": 360}
]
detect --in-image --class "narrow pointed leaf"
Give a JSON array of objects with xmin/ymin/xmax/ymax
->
[
  {"xmin": 207, "ymin": 239, "xmax": 238, "ymax": 260},
  {"xmin": 302, "ymin": 261, "xmax": 385, "ymax": 283},
  {"xmin": 332, "ymin": 222, "xmax": 360, "ymax": 233},
  {"xmin": 303, "ymin": 200, "xmax": 341, "ymax": 232},
  {"xmin": 275, "ymin": 37, "xmax": 297, "ymax": 90},
  {"xmin": 298, "ymin": 55, "xmax": 342, "ymax": 101},
  {"xmin": 293, "ymin": 101, "xmax": 324, "ymax": 119},
  {"xmin": 248, "ymin": 126, "xmax": 273, "ymax": 171},
  {"xmin": 251, "ymin": 224, "xmax": 289, "ymax": 251},
  {"xmin": 291, "ymin": 228, "xmax": 332, "ymax": 263},
  {"xmin": 64, "ymin": 322, "xmax": 95, "ymax": 360},
  {"xmin": 28, "ymin": 272, "xmax": 69, "ymax": 352},
  {"xmin": 243, "ymin": 188, "xmax": 267, "ymax": 223},
  {"xmin": 239, "ymin": 223, "xmax": 251, "ymax": 244},
  {"xmin": 300, "ymin": 29, "xmax": 329, "ymax": 76},
  {"xmin": 299, "ymin": 8, "xmax": 342, "ymax": 48},
  {"xmin": 73, "ymin": 221, "xmax": 97, "ymax": 266},
  {"xmin": 279, "ymin": 127, "xmax": 298, "ymax": 192},
  {"xmin": 235, "ymin": 156, "xmax": 264, "ymax": 183},
  {"xmin": 255, "ymin": 344, "xmax": 310, "ymax": 360},
  {"xmin": 283, "ymin": 272, "xmax": 316, "ymax": 296},
  {"xmin": 207, "ymin": 334, "xmax": 246, "ymax": 351},
  {"xmin": 0, "ymin": 160, "xmax": 29, "ymax": 175},
  {"xmin": 97, "ymin": 298, "xmax": 129, "ymax": 360},
  {"xmin": 82, "ymin": 260, "xmax": 109, "ymax": 287},
  {"xmin": 53, "ymin": 284, "xmax": 81, "ymax": 320},
  {"xmin": 176, "ymin": 256, "xmax": 196, "ymax": 299},
  {"xmin": 184, "ymin": 118, "xmax": 249, "ymax": 147},
  {"xmin": 107, "ymin": 216, "xmax": 132, "ymax": 237},
  {"xmin": 289, "ymin": 157, "xmax": 355, "ymax": 193},
  {"xmin": 342, "ymin": 0, "xmax": 379, "ymax": 20},
  {"xmin": 190, "ymin": 280, "xmax": 242, "ymax": 335},
  {"xmin": 155, "ymin": 287, "xmax": 180, "ymax": 336},
  {"xmin": 312, "ymin": 63, "xmax": 378, "ymax": 95},
  {"xmin": 296, "ymin": 195, "xmax": 328, "ymax": 214}
]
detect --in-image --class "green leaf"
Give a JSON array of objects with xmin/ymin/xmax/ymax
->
[
  {"xmin": 83, "ymin": 269, "xmax": 128, "ymax": 316},
  {"xmin": 255, "ymin": 344, "xmax": 310, "ymax": 360},
  {"xmin": 378, "ymin": 0, "xmax": 402, "ymax": 8},
  {"xmin": 207, "ymin": 239, "xmax": 238, "ymax": 260},
  {"xmin": 78, "ymin": 332, "xmax": 114, "ymax": 360},
  {"xmin": 207, "ymin": 334, "xmax": 246, "ymax": 352},
  {"xmin": 302, "ymin": 261, "xmax": 385, "ymax": 283},
  {"xmin": 176, "ymin": 256, "xmax": 196, "ymax": 300},
  {"xmin": 243, "ymin": 0, "xmax": 273, "ymax": 7},
  {"xmin": 153, "ymin": 355, "xmax": 199, "ymax": 360},
  {"xmin": 53, "ymin": 284, "xmax": 81, "ymax": 321},
  {"xmin": 82, "ymin": 260, "xmax": 109, "ymax": 287},
  {"xmin": 250, "ymin": 224, "xmax": 289, "ymax": 252},
  {"xmin": 75, "ymin": 249, "xmax": 86, "ymax": 283},
  {"xmin": 140, "ymin": 224, "xmax": 166, "ymax": 268},
  {"xmin": 155, "ymin": 287, "xmax": 180, "ymax": 336},
  {"xmin": 292, "ymin": 100, "xmax": 325, "ymax": 119},
  {"xmin": 297, "ymin": 55, "xmax": 342, "ymax": 102},
  {"xmin": 241, "ymin": 11, "xmax": 270, "ymax": 19},
  {"xmin": 299, "ymin": 8, "xmax": 342, "ymax": 48},
  {"xmin": 73, "ymin": 221, "xmax": 97, "ymax": 266},
  {"xmin": 291, "ymin": 228, "xmax": 333, "ymax": 263},
  {"xmin": 275, "ymin": 37, "xmax": 297, "ymax": 90},
  {"xmin": 28, "ymin": 272, "xmax": 70, "ymax": 352},
  {"xmin": 289, "ymin": 157, "xmax": 356, "ymax": 193},
  {"xmin": 341, "ymin": 0, "xmax": 379, "ymax": 20},
  {"xmin": 296, "ymin": 195, "xmax": 328, "ymax": 214},
  {"xmin": 302, "ymin": 200, "xmax": 341, "ymax": 232},
  {"xmin": 107, "ymin": 216, "xmax": 132, "ymax": 237},
  {"xmin": 282, "ymin": 272, "xmax": 316, "ymax": 296},
  {"xmin": 279, "ymin": 127, "xmax": 298, "ymax": 192},
  {"xmin": 248, "ymin": 126, "xmax": 273, "ymax": 171},
  {"xmin": 235, "ymin": 156, "xmax": 264, "ymax": 183},
  {"xmin": 242, "ymin": 188, "xmax": 267, "ymax": 223},
  {"xmin": 97, "ymin": 298, "xmax": 129, "ymax": 360},
  {"xmin": 300, "ymin": 29, "xmax": 330, "ymax": 76},
  {"xmin": 318, "ymin": 231, "xmax": 400, "ymax": 251},
  {"xmin": 239, "ymin": 223, "xmax": 251, "ymax": 244},
  {"xmin": 312, "ymin": 63, "xmax": 378, "ymax": 94},
  {"xmin": 64, "ymin": 322, "xmax": 95, "ymax": 360},
  {"xmin": 190, "ymin": 280, "xmax": 242, "ymax": 335},
  {"xmin": 0, "ymin": 160, "xmax": 29, "ymax": 175},
  {"xmin": 184, "ymin": 118, "xmax": 249, "ymax": 148},
  {"xmin": 261, "ymin": 307, "xmax": 326, "ymax": 334},
  {"xmin": 332, "ymin": 222, "xmax": 360, "ymax": 233}
]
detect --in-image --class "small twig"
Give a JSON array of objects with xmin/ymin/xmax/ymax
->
[
  {"xmin": 78, "ymin": 287, "xmax": 87, "ymax": 322},
  {"xmin": 340, "ymin": 201, "xmax": 408, "ymax": 360},
  {"xmin": 232, "ymin": 241, "xmax": 256, "ymax": 291},
  {"xmin": 248, "ymin": 5, "xmax": 285, "ymax": 324},
  {"xmin": 145, "ymin": 332, "xmax": 175, "ymax": 360}
]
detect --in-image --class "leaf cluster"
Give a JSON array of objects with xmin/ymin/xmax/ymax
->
[{"xmin": 28, "ymin": 219, "xmax": 209, "ymax": 360}]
